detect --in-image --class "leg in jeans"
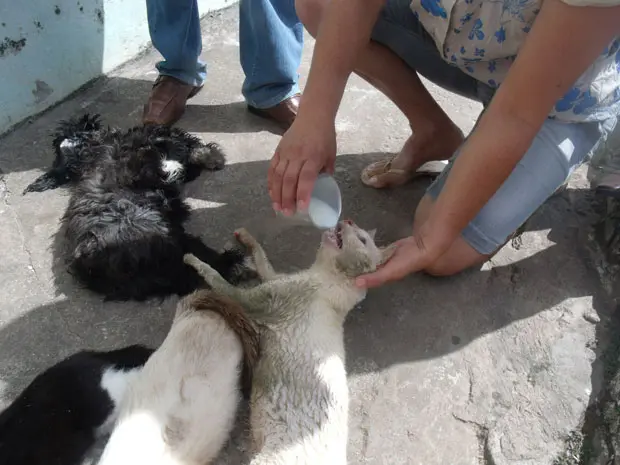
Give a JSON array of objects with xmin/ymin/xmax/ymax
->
[
  {"xmin": 146, "ymin": 0, "xmax": 206, "ymax": 87},
  {"xmin": 239, "ymin": 0, "xmax": 304, "ymax": 109}
]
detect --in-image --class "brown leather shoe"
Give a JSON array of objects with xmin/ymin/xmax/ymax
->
[
  {"xmin": 142, "ymin": 75, "xmax": 203, "ymax": 126},
  {"xmin": 247, "ymin": 93, "xmax": 300, "ymax": 130}
]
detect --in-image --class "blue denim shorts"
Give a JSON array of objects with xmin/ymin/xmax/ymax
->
[{"xmin": 370, "ymin": 0, "xmax": 618, "ymax": 254}]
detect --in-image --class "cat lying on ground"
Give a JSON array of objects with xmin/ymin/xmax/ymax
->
[
  {"xmin": 22, "ymin": 113, "xmax": 248, "ymax": 301},
  {"xmin": 184, "ymin": 220, "xmax": 394, "ymax": 465},
  {"xmin": 97, "ymin": 290, "xmax": 260, "ymax": 465},
  {"xmin": 0, "ymin": 345, "xmax": 154, "ymax": 465}
]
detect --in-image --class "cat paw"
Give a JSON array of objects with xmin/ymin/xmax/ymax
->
[
  {"xmin": 183, "ymin": 253, "xmax": 202, "ymax": 269},
  {"xmin": 234, "ymin": 228, "xmax": 257, "ymax": 250}
]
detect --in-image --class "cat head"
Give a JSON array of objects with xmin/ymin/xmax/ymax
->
[{"xmin": 314, "ymin": 220, "xmax": 395, "ymax": 278}]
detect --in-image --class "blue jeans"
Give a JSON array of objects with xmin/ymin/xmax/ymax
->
[
  {"xmin": 372, "ymin": 0, "xmax": 618, "ymax": 254},
  {"xmin": 146, "ymin": 0, "xmax": 303, "ymax": 108}
]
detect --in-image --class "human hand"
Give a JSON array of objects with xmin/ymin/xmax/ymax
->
[
  {"xmin": 268, "ymin": 116, "xmax": 337, "ymax": 215},
  {"xmin": 355, "ymin": 235, "xmax": 435, "ymax": 289}
]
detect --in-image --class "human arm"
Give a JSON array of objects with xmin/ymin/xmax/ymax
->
[
  {"xmin": 268, "ymin": 0, "xmax": 386, "ymax": 214},
  {"xmin": 357, "ymin": 0, "xmax": 620, "ymax": 288}
]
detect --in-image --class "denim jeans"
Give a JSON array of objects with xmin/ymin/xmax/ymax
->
[{"xmin": 146, "ymin": 0, "xmax": 303, "ymax": 108}]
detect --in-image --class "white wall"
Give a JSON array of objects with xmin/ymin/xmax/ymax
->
[{"xmin": 0, "ymin": 0, "xmax": 233, "ymax": 135}]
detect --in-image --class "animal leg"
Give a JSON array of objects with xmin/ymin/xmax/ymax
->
[
  {"xmin": 184, "ymin": 253, "xmax": 251, "ymax": 304},
  {"xmin": 190, "ymin": 142, "xmax": 226, "ymax": 171},
  {"xmin": 22, "ymin": 170, "xmax": 69, "ymax": 194},
  {"xmin": 181, "ymin": 233, "xmax": 251, "ymax": 284},
  {"xmin": 234, "ymin": 228, "xmax": 277, "ymax": 281}
]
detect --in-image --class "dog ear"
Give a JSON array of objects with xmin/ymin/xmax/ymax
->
[{"xmin": 379, "ymin": 243, "xmax": 397, "ymax": 265}]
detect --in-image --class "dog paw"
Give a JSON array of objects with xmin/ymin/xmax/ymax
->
[
  {"xmin": 22, "ymin": 172, "xmax": 62, "ymax": 194},
  {"xmin": 193, "ymin": 142, "xmax": 226, "ymax": 171}
]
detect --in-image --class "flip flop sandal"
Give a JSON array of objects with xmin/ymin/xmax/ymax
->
[{"xmin": 361, "ymin": 157, "xmax": 448, "ymax": 189}]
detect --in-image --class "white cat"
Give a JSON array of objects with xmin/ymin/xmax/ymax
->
[
  {"xmin": 97, "ymin": 290, "xmax": 259, "ymax": 465},
  {"xmin": 184, "ymin": 220, "xmax": 394, "ymax": 465}
]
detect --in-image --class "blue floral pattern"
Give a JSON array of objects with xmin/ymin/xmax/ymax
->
[
  {"xmin": 468, "ymin": 19, "xmax": 486, "ymax": 40},
  {"xmin": 409, "ymin": 0, "xmax": 620, "ymax": 122},
  {"xmin": 494, "ymin": 26, "xmax": 506, "ymax": 43},
  {"xmin": 421, "ymin": 0, "xmax": 448, "ymax": 18}
]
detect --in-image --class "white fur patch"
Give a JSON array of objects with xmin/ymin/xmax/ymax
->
[
  {"xmin": 96, "ymin": 411, "xmax": 167, "ymax": 465},
  {"xmin": 161, "ymin": 159, "xmax": 184, "ymax": 183},
  {"xmin": 96, "ymin": 367, "xmax": 140, "ymax": 436},
  {"xmin": 60, "ymin": 138, "xmax": 78, "ymax": 151}
]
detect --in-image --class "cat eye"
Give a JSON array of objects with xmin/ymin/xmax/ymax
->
[{"xmin": 358, "ymin": 235, "xmax": 367, "ymax": 245}]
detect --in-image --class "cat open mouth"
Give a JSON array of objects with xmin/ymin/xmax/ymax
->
[{"xmin": 323, "ymin": 223, "xmax": 343, "ymax": 249}]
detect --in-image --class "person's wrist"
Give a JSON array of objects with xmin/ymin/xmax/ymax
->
[
  {"xmin": 296, "ymin": 98, "xmax": 337, "ymax": 128},
  {"xmin": 415, "ymin": 218, "xmax": 459, "ymax": 264}
]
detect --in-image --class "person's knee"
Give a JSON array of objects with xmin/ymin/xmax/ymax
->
[{"xmin": 295, "ymin": 0, "xmax": 327, "ymax": 37}]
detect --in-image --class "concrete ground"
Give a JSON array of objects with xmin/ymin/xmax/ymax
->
[{"xmin": 0, "ymin": 6, "xmax": 617, "ymax": 465}]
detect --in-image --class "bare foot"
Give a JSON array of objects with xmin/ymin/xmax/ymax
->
[{"xmin": 362, "ymin": 121, "xmax": 464, "ymax": 189}]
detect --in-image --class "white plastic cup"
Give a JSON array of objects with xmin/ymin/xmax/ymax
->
[{"xmin": 275, "ymin": 173, "xmax": 342, "ymax": 229}]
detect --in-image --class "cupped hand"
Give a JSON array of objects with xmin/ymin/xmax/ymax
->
[
  {"xmin": 268, "ymin": 117, "xmax": 337, "ymax": 214},
  {"xmin": 355, "ymin": 235, "xmax": 435, "ymax": 289}
]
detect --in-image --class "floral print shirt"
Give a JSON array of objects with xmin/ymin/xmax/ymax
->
[{"xmin": 410, "ymin": 0, "xmax": 620, "ymax": 122}]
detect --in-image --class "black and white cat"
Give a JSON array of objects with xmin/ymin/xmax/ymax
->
[
  {"xmin": 0, "ymin": 345, "xmax": 153, "ymax": 465},
  {"xmin": 97, "ymin": 291, "xmax": 259, "ymax": 465}
]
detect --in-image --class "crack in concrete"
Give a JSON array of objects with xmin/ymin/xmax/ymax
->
[
  {"xmin": 0, "ymin": 169, "xmax": 43, "ymax": 286},
  {"xmin": 358, "ymin": 382, "xmax": 382, "ymax": 462},
  {"xmin": 452, "ymin": 414, "xmax": 493, "ymax": 465},
  {"xmin": 359, "ymin": 411, "xmax": 370, "ymax": 461},
  {"xmin": 467, "ymin": 366, "xmax": 475, "ymax": 404}
]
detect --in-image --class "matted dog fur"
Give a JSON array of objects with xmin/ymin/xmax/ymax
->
[{"xmin": 23, "ymin": 114, "xmax": 248, "ymax": 301}]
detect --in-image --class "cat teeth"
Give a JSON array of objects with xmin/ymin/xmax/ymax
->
[
  {"xmin": 335, "ymin": 225, "xmax": 343, "ymax": 248},
  {"xmin": 323, "ymin": 230, "xmax": 341, "ymax": 248}
]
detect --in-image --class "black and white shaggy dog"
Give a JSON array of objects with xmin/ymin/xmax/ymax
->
[
  {"xmin": 0, "ymin": 345, "xmax": 154, "ymax": 465},
  {"xmin": 23, "ymin": 114, "xmax": 248, "ymax": 301}
]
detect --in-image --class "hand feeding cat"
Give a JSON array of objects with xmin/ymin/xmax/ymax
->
[{"xmin": 184, "ymin": 220, "xmax": 394, "ymax": 465}]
